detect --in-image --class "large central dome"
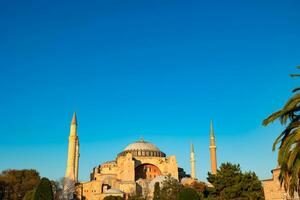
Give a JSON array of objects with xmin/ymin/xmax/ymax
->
[
  {"xmin": 124, "ymin": 140, "xmax": 160, "ymax": 151},
  {"xmin": 118, "ymin": 139, "xmax": 166, "ymax": 157}
]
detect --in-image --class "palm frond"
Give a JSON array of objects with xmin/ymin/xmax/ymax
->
[
  {"xmin": 272, "ymin": 131, "xmax": 286, "ymax": 151},
  {"xmin": 277, "ymin": 129, "xmax": 300, "ymax": 166},
  {"xmin": 287, "ymin": 142, "xmax": 300, "ymax": 169},
  {"xmin": 263, "ymin": 110, "xmax": 284, "ymax": 126},
  {"xmin": 292, "ymin": 87, "xmax": 300, "ymax": 93},
  {"xmin": 263, "ymin": 94, "xmax": 300, "ymax": 126},
  {"xmin": 272, "ymin": 121, "xmax": 300, "ymax": 150},
  {"xmin": 288, "ymin": 159, "xmax": 300, "ymax": 197},
  {"xmin": 290, "ymin": 74, "xmax": 300, "ymax": 77}
]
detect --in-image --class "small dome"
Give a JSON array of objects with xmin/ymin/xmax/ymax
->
[
  {"xmin": 181, "ymin": 177, "xmax": 196, "ymax": 185},
  {"xmin": 124, "ymin": 139, "xmax": 160, "ymax": 151},
  {"xmin": 105, "ymin": 188, "xmax": 123, "ymax": 194}
]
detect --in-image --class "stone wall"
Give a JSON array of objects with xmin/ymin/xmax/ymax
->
[{"xmin": 262, "ymin": 168, "xmax": 299, "ymax": 200}]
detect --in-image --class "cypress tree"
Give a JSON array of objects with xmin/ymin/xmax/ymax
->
[
  {"xmin": 153, "ymin": 182, "xmax": 160, "ymax": 200},
  {"xmin": 34, "ymin": 177, "xmax": 53, "ymax": 200}
]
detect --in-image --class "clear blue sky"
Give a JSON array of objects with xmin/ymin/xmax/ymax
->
[{"xmin": 0, "ymin": 0, "xmax": 299, "ymax": 182}]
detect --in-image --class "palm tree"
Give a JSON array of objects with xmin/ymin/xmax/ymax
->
[{"xmin": 263, "ymin": 66, "xmax": 300, "ymax": 197}]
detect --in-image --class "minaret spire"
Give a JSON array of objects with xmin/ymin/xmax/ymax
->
[
  {"xmin": 72, "ymin": 112, "xmax": 77, "ymax": 125},
  {"xmin": 210, "ymin": 120, "xmax": 214, "ymax": 138},
  {"xmin": 64, "ymin": 112, "xmax": 80, "ymax": 198},
  {"xmin": 190, "ymin": 142, "xmax": 196, "ymax": 179},
  {"xmin": 209, "ymin": 120, "xmax": 217, "ymax": 174},
  {"xmin": 210, "ymin": 120, "xmax": 216, "ymax": 146},
  {"xmin": 191, "ymin": 142, "xmax": 194, "ymax": 153},
  {"xmin": 70, "ymin": 112, "xmax": 77, "ymax": 136}
]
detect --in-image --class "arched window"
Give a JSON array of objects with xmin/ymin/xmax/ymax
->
[
  {"xmin": 135, "ymin": 164, "xmax": 161, "ymax": 180},
  {"xmin": 101, "ymin": 184, "xmax": 111, "ymax": 193}
]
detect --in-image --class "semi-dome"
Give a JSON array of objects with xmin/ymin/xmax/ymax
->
[{"xmin": 118, "ymin": 139, "xmax": 166, "ymax": 157}]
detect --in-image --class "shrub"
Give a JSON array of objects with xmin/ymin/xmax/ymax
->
[
  {"xmin": 103, "ymin": 195, "xmax": 124, "ymax": 200},
  {"xmin": 177, "ymin": 187, "xmax": 200, "ymax": 200}
]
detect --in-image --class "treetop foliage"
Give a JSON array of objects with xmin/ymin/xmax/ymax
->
[
  {"xmin": 153, "ymin": 182, "xmax": 160, "ymax": 200},
  {"xmin": 22, "ymin": 189, "xmax": 36, "ymax": 200},
  {"xmin": 103, "ymin": 195, "xmax": 124, "ymax": 200},
  {"xmin": 176, "ymin": 187, "xmax": 201, "ymax": 200},
  {"xmin": 159, "ymin": 175, "xmax": 183, "ymax": 200},
  {"xmin": 34, "ymin": 177, "xmax": 54, "ymax": 200},
  {"xmin": 0, "ymin": 169, "xmax": 40, "ymax": 200},
  {"xmin": 206, "ymin": 162, "xmax": 264, "ymax": 200}
]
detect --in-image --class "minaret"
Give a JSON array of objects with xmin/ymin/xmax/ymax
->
[
  {"xmin": 65, "ymin": 112, "xmax": 79, "ymax": 182},
  {"xmin": 74, "ymin": 136, "xmax": 79, "ymax": 182},
  {"xmin": 209, "ymin": 120, "xmax": 217, "ymax": 174},
  {"xmin": 190, "ymin": 142, "xmax": 196, "ymax": 179}
]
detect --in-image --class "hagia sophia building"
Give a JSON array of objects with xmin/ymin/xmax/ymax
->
[{"xmin": 63, "ymin": 113, "xmax": 217, "ymax": 200}]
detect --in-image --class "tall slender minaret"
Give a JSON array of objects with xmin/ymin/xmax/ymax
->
[
  {"xmin": 74, "ymin": 135, "xmax": 79, "ymax": 182},
  {"xmin": 190, "ymin": 142, "xmax": 196, "ymax": 179},
  {"xmin": 209, "ymin": 120, "xmax": 217, "ymax": 174},
  {"xmin": 65, "ymin": 112, "xmax": 79, "ymax": 182}
]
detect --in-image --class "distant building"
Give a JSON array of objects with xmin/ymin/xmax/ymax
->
[
  {"xmin": 262, "ymin": 167, "xmax": 299, "ymax": 200},
  {"xmin": 63, "ymin": 113, "xmax": 218, "ymax": 200},
  {"xmin": 77, "ymin": 139, "xmax": 180, "ymax": 199}
]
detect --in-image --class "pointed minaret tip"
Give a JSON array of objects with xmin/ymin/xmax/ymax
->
[
  {"xmin": 72, "ymin": 112, "xmax": 77, "ymax": 125},
  {"xmin": 190, "ymin": 141, "xmax": 196, "ymax": 179},
  {"xmin": 210, "ymin": 120, "xmax": 214, "ymax": 138},
  {"xmin": 190, "ymin": 142, "xmax": 194, "ymax": 153}
]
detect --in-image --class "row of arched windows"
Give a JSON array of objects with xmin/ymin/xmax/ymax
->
[{"xmin": 118, "ymin": 150, "xmax": 166, "ymax": 157}]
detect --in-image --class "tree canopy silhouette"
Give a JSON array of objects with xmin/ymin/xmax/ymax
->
[
  {"xmin": 206, "ymin": 162, "xmax": 264, "ymax": 200},
  {"xmin": 34, "ymin": 177, "xmax": 53, "ymax": 200}
]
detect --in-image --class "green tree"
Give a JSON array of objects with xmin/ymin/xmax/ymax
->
[
  {"xmin": 153, "ymin": 182, "xmax": 160, "ymax": 200},
  {"xmin": 0, "ymin": 169, "xmax": 40, "ymax": 200},
  {"xmin": 206, "ymin": 162, "xmax": 264, "ymax": 200},
  {"xmin": 34, "ymin": 177, "xmax": 53, "ymax": 200},
  {"xmin": 22, "ymin": 189, "xmax": 35, "ymax": 200},
  {"xmin": 263, "ymin": 66, "xmax": 300, "ymax": 197},
  {"xmin": 177, "ymin": 187, "xmax": 200, "ymax": 200},
  {"xmin": 241, "ymin": 172, "xmax": 265, "ymax": 199},
  {"xmin": 103, "ymin": 196, "xmax": 124, "ymax": 200},
  {"xmin": 0, "ymin": 179, "xmax": 8, "ymax": 200},
  {"xmin": 160, "ymin": 175, "xmax": 183, "ymax": 200}
]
